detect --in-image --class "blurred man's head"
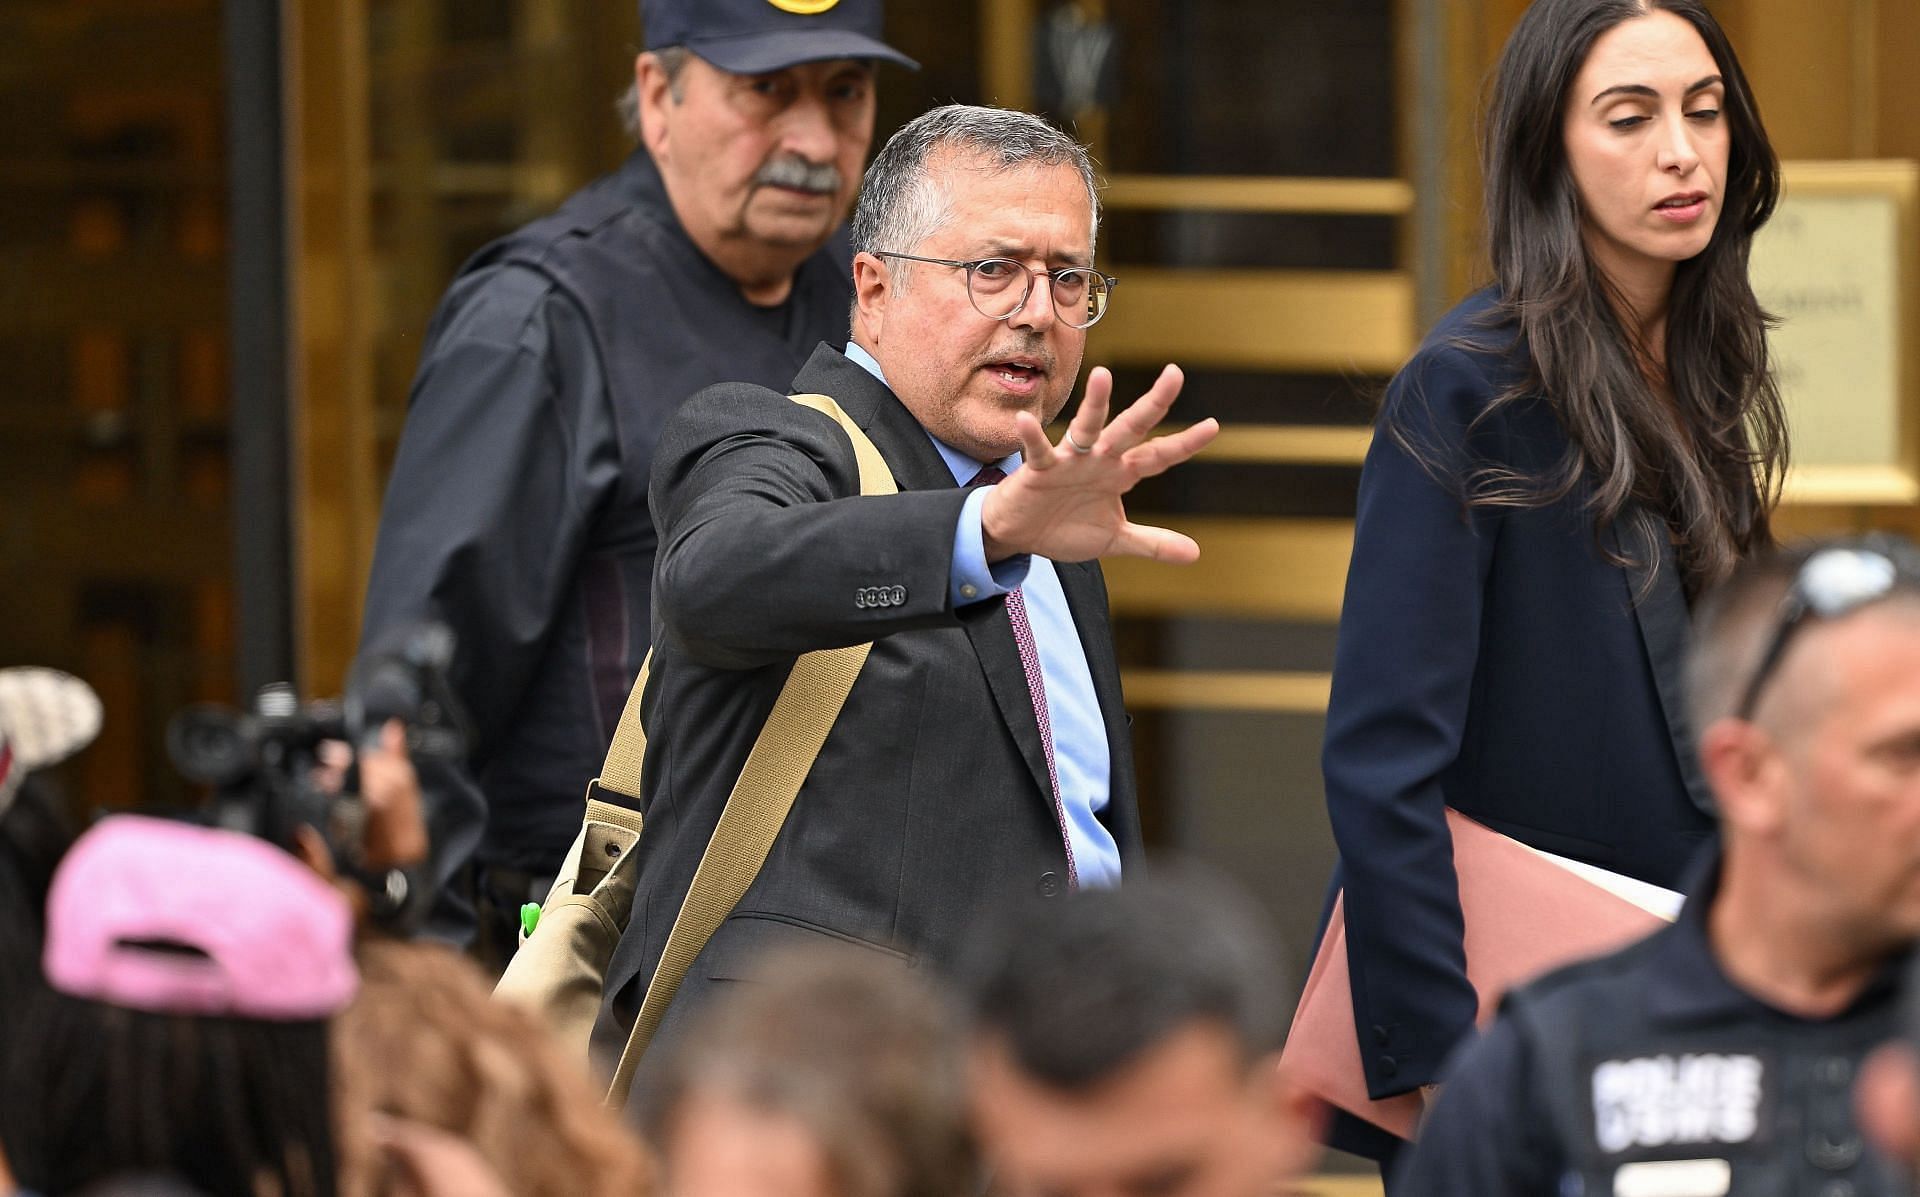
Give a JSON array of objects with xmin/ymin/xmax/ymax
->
[
  {"xmin": 644, "ymin": 942, "xmax": 975, "ymax": 1197},
  {"xmin": 1688, "ymin": 537, "xmax": 1920, "ymax": 955},
  {"xmin": 961, "ymin": 870, "xmax": 1320, "ymax": 1197},
  {"xmin": 631, "ymin": 0, "xmax": 916, "ymax": 304}
]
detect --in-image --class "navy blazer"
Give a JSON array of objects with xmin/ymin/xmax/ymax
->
[{"xmin": 1320, "ymin": 289, "xmax": 1718, "ymax": 1102}]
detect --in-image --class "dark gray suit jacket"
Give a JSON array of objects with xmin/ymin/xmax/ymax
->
[{"xmin": 591, "ymin": 344, "xmax": 1143, "ymax": 1078}]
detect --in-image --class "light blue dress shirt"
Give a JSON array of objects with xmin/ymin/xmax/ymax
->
[{"xmin": 842, "ymin": 342, "xmax": 1121, "ymax": 886}]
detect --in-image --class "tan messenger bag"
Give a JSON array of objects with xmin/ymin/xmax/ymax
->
[{"xmin": 494, "ymin": 394, "xmax": 896, "ymax": 1108}]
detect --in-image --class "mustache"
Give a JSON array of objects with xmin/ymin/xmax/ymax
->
[
  {"xmin": 753, "ymin": 155, "xmax": 843, "ymax": 195},
  {"xmin": 975, "ymin": 335, "xmax": 1056, "ymax": 375}
]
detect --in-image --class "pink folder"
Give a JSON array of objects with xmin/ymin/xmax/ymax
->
[{"xmin": 1281, "ymin": 810, "xmax": 1674, "ymax": 1139}]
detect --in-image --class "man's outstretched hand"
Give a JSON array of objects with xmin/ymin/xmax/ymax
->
[{"xmin": 980, "ymin": 364, "xmax": 1218, "ymax": 564}]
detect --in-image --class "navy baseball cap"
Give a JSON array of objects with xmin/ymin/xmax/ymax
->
[{"xmin": 642, "ymin": 0, "xmax": 919, "ymax": 75}]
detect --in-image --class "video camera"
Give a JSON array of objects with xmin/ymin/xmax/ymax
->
[{"xmin": 165, "ymin": 624, "xmax": 466, "ymax": 916}]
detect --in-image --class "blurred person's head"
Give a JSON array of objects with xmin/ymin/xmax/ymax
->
[
  {"xmin": 1688, "ymin": 537, "xmax": 1920, "ymax": 969},
  {"xmin": 0, "ymin": 774, "xmax": 77, "ymax": 998},
  {"xmin": 642, "ymin": 943, "xmax": 974, "ymax": 1197},
  {"xmin": 626, "ymin": 0, "xmax": 915, "ymax": 305},
  {"xmin": 0, "ymin": 667, "xmax": 103, "ymax": 815},
  {"xmin": 1858, "ymin": 955, "xmax": 1920, "ymax": 1175},
  {"xmin": 0, "ymin": 669, "xmax": 107, "ymax": 940},
  {"xmin": 0, "ymin": 667, "xmax": 100, "ymax": 1194},
  {"xmin": 331, "ymin": 939, "xmax": 653, "ymax": 1197},
  {"xmin": 849, "ymin": 104, "xmax": 1103, "ymax": 464},
  {"xmin": 0, "ymin": 774, "xmax": 80, "ymax": 1197},
  {"xmin": 0, "ymin": 815, "xmax": 357, "ymax": 1197},
  {"xmin": 961, "ymin": 870, "xmax": 1320, "ymax": 1197}
]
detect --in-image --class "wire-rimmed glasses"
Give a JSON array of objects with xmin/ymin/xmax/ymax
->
[{"xmin": 871, "ymin": 252, "xmax": 1117, "ymax": 329}]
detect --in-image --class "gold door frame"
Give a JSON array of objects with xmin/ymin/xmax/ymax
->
[{"xmin": 982, "ymin": 0, "xmax": 1436, "ymax": 721}]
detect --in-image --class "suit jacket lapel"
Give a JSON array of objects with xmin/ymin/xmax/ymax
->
[
  {"xmin": 792, "ymin": 344, "xmax": 1056, "ymax": 804},
  {"xmin": 790, "ymin": 344, "xmax": 955, "ymax": 493},
  {"xmin": 1608, "ymin": 517, "xmax": 1716, "ymax": 818}
]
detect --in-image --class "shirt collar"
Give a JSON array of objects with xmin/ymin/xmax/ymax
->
[
  {"xmin": 1646, "ymin": 845, "xmax": 1912, "ymax": 1027},
  {"xmin": 842, "ymin": 342, "xmax": 1020, "ymax": 485}
]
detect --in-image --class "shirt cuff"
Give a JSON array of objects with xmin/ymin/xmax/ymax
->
[{"xmin": 951, "ymin": 484, "xmax": 1029, "ymax": 607}]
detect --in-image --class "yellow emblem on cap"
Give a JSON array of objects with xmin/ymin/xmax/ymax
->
[{"xmin": 767, "ymin": 0, "xmax": 841, "ymax": 13}]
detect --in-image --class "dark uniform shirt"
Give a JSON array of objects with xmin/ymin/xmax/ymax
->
[
  {"xmin": 359, "ymin": 148, "xmax": 854, "ymax": 886},
  {"xmin": 1396, "ymin": 853, "xmax": 1910, "ymax": 1196}
]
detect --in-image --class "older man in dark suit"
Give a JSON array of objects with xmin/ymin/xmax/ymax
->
[{"xmin": 592, "ymin": 104, "xmax": 1218, "ymax": 1089}]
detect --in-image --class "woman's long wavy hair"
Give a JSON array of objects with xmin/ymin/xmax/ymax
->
[{"xmin": 1400, "ymin": 0, "xmax": 1787, "ymax": 597}]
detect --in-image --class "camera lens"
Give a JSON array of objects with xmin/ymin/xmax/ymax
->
[{"xmin": 165, "ymin": 705, "xmax": 255, "ymax": 787}]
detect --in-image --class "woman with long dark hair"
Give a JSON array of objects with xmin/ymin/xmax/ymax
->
[{"xmin": 1319, "ymin": 0, "xmax": 1783, "ymax": 1165}]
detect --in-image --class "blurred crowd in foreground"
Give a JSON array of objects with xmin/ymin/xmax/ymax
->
[{"xmin": 0, "ymin": 681, "xmax": 1317, "ymax": 1196}]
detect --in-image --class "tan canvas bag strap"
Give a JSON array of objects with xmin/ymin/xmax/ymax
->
[
  {"xmin": 605, "ymin": 394, "xmax": 897, "ymax": 1106},
  {"xmin": 581, "ymin": 797, "xmax": 646, "ymax": 841},
  {"xmin": 787, "ymin": 394, "xmax": 898, "ymax": 499},
  {"xmin": 598, "ymin": 656, "xmax": 650, "ymax": 801}
]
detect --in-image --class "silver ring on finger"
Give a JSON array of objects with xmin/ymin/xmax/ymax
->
[{"xmin": 1065, "ymin": 429, "xmax": 1095, "ymax": 455}]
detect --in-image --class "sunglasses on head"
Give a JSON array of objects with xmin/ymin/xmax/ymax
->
[{"xmin": 1733, "ymin": 538, "xmax": 1920, "ymax": 722}]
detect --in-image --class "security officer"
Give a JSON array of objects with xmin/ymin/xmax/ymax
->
[
  {"xmin": 356, "ymin": 0, "xmax": 916, "ymax": 953},
  {"xmin": 1397, "ymin": 535, "xmax": 1920, "ymax": 1195}
]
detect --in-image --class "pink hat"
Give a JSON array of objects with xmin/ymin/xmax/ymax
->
[{"xmin": 44, "ymin": 815, "xmax": 358, "ymax": 1020}]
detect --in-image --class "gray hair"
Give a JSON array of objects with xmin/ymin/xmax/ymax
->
[
  {"xmin": 1685, "ymin": 535, "xmax": 1920, "ymax": 735},
  {"xmin": 851, "ymin": 104, "xmax": 1100, "ymax": 269},
  {"xmin": 1684, "ymin": 551, "xmax": 1800, "ymax": 736},
  {"xmin": 616, "ymin": 46, "xmax": 693, "ymax": 141}
]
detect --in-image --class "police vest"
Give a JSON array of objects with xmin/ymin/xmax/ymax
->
[{"xmin": 1503, "ymin": 933, "xmax": 1905, "ymax": 1197}]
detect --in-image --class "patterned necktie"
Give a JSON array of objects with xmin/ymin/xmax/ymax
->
[{"xmin": 969, "ymin": 466, "xmax": 1079, "ymax": 888}]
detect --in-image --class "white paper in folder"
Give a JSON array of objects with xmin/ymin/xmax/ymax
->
[{"xmin": 1525, "ymin": 846, "xmax": 1686, "ymax": 921}]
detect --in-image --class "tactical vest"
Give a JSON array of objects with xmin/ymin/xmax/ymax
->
[{"xmin": 1503, "ymin": 936, "xmax": 1904, "ymax": 1197}]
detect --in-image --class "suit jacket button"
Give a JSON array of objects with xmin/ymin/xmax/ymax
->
[
  {"xmin": 889, "ymin": 585, "xmax": 906, "ymax": 605},
  {"xmin": 1036, "ymin": 871, "xmax": 1061, "ymax": 898},
  {"xmin": 1378, "ymin": 1056, "xmax": 1399, "ymax": 1078},
  {"xmin": 1373, "ymin": 1025, "xmax": 1390, "ymax": 1046}
]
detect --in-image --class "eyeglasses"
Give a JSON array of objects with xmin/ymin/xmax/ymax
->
[
  {"xmin": 870, "ymin": 252, "xmax": 1117, "ymax": 329},
  {"xmin": 1733, "ymin": 540, "xmax": 1920, "ymax": 720}
]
